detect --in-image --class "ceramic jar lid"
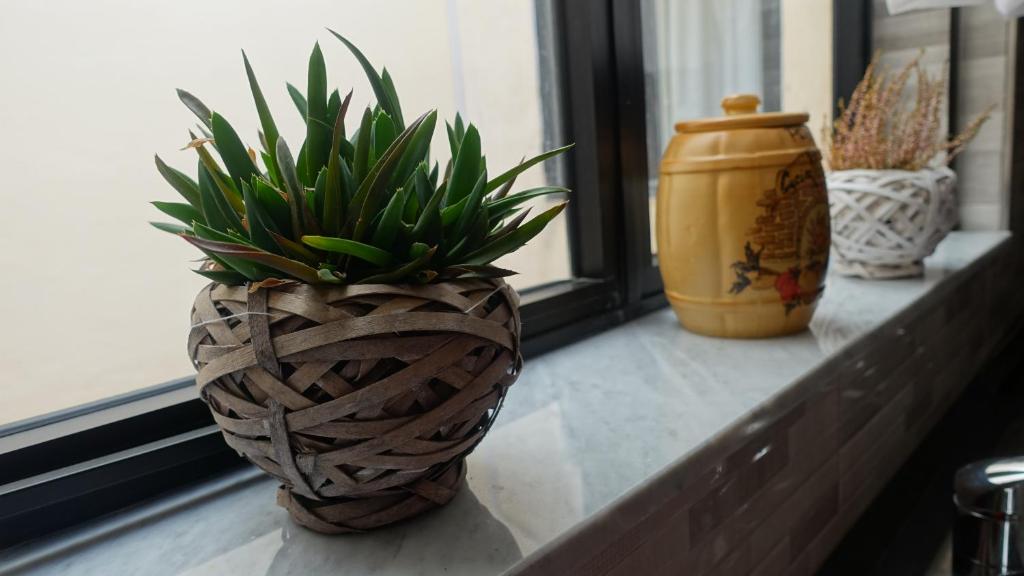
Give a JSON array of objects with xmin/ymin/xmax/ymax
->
[
  {"xmin": 661, "ymin": 94, "xmax": 817, "ymax": 175},
  {"xmin": 673, "ymin": 94, "xmax": 809, "ymax": 133}
]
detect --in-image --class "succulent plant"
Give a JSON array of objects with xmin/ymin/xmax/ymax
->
[{"xmin": 152, "ymin": 31, "xmax": 572, "ymax": 286}]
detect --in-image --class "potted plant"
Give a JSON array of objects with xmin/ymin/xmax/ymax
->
[
  {"xmin": 824, "ymin": 53, "xmax": 992, "ymax": 278},
  {"xmin": 151, "ymin": 32, "xmax": 571, "ymax": 534}
]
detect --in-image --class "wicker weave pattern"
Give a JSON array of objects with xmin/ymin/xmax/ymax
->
[
  {"xmin": 188, "ymin": 278, "xmax": 521, "ymax": 533},
  {"xmin": 827, "ymin": 167, "xmax": 957, "ymax": 278}
]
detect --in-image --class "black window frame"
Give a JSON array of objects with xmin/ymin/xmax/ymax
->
[{"xmin": 0, "ymin": 0, "xmax": 871, "ymax": 549}]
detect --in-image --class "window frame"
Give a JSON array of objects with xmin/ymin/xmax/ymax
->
[
  {"xmin": 612, "ymin": 0, "xmax": 666, "ymax": 303},
  {"xmin": 0, "ymin": 0, "xmax": 874, "ymax": 549}
]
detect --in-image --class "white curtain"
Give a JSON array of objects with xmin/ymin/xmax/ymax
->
[
  {"xmin": 642, "ymin": 0, "xmax": 772, "ymax": 188},
  {"xmin": 644, "ymin": 0, "xmax": 766, "ymax": 123}
]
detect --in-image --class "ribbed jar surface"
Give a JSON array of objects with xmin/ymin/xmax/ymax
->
[{"xmin": 656, "ymin": 94, "xmax": 830, "ymax": 338}]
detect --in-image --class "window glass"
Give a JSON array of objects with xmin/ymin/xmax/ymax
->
[
  {"xmin": 0, "ymin": 0, "xmax": 569, "ymax": 426},
  {"xmin": 641, "ymin": 0, "xmax": 783, "ymax": 255}
]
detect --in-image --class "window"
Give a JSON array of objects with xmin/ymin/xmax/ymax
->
[
  {"xmin": 0, "ymin": 0, "xmax": 571, "ymax": 428},
  {"xmin": 1, "ymin": 0, "xmax": 875, "ymax": 547},
  {"xmin": 640, "ymin": 0, "xmax": 783, "ymax": 255}
]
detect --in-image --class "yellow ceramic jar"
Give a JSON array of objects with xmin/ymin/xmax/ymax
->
[{"xmin": 656, "ymin": 94, "xmax": 830, "ymax": 338}]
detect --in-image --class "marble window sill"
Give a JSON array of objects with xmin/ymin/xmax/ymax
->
[{"xmin": 1, "ymin": 231, "xmax": 1014, "ymax": 576}]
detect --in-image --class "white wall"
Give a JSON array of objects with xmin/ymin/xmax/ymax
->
[{"xmin": 781, "ymin": 0, "xmax": 833, "ymax": 145}]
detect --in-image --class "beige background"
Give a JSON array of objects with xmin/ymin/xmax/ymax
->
[
  {"xmin": 781, "ymin": 0, "xmax": 834, "ymax": 143},
  {"xmin": 0, "ymin": 0, "xmax": 569, "ymax": 424}
]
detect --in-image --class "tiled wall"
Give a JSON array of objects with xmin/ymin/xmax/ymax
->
[
  {"xmin": 955, "ymin": 6, "xmax": 1014, "ymax": 229},
  {"xmin": 507, "ymin": 240, "xmax": 1018, "ymax": 575},
  {"xmin": 871, "ymin": 0, "xmax": 1014, "ymax": 230}
]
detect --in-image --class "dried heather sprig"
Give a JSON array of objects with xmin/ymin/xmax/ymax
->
[
  {"xmin": 946, "ymin": 103, "xmax": 998, "ymax": 164},
  {"xmin": 824, "ymin": 51, "xmax": 993, "ymax": 172}
]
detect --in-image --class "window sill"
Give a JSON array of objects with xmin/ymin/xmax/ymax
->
[{"xmin": 2, "ymin": 231, "xmax": 1017, "ymax": 576}]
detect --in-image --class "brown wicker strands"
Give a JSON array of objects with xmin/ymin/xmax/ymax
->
[{"xmin": 188, "ymin": 278, "xmax": 521, "ymax": 533}]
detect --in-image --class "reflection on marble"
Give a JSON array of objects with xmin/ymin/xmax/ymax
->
[
  {"xmin": 6, "ymin": 471, "xmax": 524, "ymax": 576},
  {"xmin": 469, "ymin": 402, "xmax": 584, "ymax": 552},
  {"xmin": 1, "ymin": 231, "xmax": 1011, "ymax": 576}
]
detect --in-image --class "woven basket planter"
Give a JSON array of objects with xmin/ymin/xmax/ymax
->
[
  {"xmin": 188, "ymin": 278, "xmax": 521, "ymax": 533},
  {"xmin": 826, "ymin": 167, "xmax": 957, "ymax": 279}
]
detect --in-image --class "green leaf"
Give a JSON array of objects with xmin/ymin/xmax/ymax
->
[
  {"xmin": 191, "ymin": 139, "xmax": 244, "ymax": 214},
  {"xmin": 454, "ymin": 114, "xmax": 466, "ymax": 141},
  {"xmin": 190, "ymin": 223, "xmax": 269, "ymax": 281},
  {"xmin": 467, "ymin": 204, "xmax": 490, "ymax": 251},
  {"xmin": 301, "ymin": 236, "xmax": 394, "ymax": 267},
  {"xmin": 195, "ymin": 123, "xmax": 214, "ymax": 141},
  {"xmin": 440, "ymin": 195, "xmax": 469, "ymax": 227},
  {"xmin": 487, "ymin": 186, "xmax": 569, "ymax": 221},
  {"xmin": 211, "ymin": 112, "xmax": 259, "ymax": 192},
  {"xmin": 411, "ymin": 166, "xmax": 443, "ymax": 245},
  {"xmin": 260, "ymin": 150, "xmax": 281, "ymax": 187},
  {"xmin": 193, "ymin": 221, "xmax": 253, "ymax": 246},
  {"xmin": 413, "ymin": 162, "xmax": 431, "ymax": 207},
  {"xmin": 486, "ymin": 143, "xmax": 574, "ymax": 193},
  {"xmin": 446, "ymin": 124, "xmax": 481, "ymax": 205},
  {"xmin": 150, "ymin": 221, "xmax": 192, "ymax": 235},
  {"xmin": 402, "ymin": 180, "xmax": 421, "ymax": 223},
  {"xmin": 462, "ymin": 201, "xmax": 567, "ymax": 266},
  {"xmin": 490, "ymin": 206, "xmax": 532, "ymax": 239},
  {"xmin": 327, "ymin": 89, "xmax": 341, "ymax": 128},
  {"xmin": 490, "ymin": 159, "xmax": 521, "ymax": 201},
  {"xmin": 370, "ymin": 187, "xmax": 405, "ymax": 249},
  {"xmin": 198, "ymin": 163, "xmax": 243, "ymax": 233},
  {"xmin": 177, "ymin": 89, "xmax": 212, "ymax": 129},
  {"xmin": 241, "ymin": 180, "xmax": 281, "ymax": 253},
  {"xmin": 253, "ymin": 177, "xmax": 292, "ymax": 238},
  {"xmin": 183, "ymin": 235, "xmax": 321, "ymax": 283},
  {"xmin": 295, "ymin": 141, "xmax": 310, "ymax": 187},
  {"xmin": 154, "ymin": 155, "xmax": 201, "ymax": 208},
  {"xmin": 152, "ymin": 201, "xmax": 203, "ymax": 226},
  {"xmin": 408, "ymin": 241, "xmax": 430, "ymax": 260},
  {"xmin": 371, "ymin": 110, "xmax": 396, "ymax": 161},
  {"xmin": 316, "ymin": 268, "xmax": 343, "ymax": 283},
  {"xmin": 311, "ymin": 166, "xmax": 327, "ymax": 221},
  {"xmin": 340, "ymin": 158, "xmax": 356, "ymax": 214},
  {"xmin": 353, "ymin": 107, "xmax": 373, "ymax": 184},
  {"xmin": 194, "ymin": 268, "xmax": 248, "ymax": 285},
  {"xmin": 439, "ymin": 264, "xmax": 518, "ymax": 280},
  {"xmin": 452, "ymin": 170, "xmax": 487, "ymax": 240},
  {"xmin": 379, "ymin": 68, "xmax": 406, "ymax": 129},
  {"xmin": 357, "ymin": 246, "xmax": 436, "ymax": 284},
  {"xmin": 286, "ymin": 82, "xmax": 308, "ymax": 121},
  {"xmin": 328, "ymin": 29, "xmax": 404, "ymax": 129},
  {"xmin": 242, "ymin": 51, "xmax": 280, "ymax": 178},
  {"xmin": 429, "ymin": 162, "xmax": 439, "ymax": 188},
  {"xmin": 346, "ymin": 111, "xmax": 431, "ymax": 242},
  {"xmin": 445, "ymin": 121, "xmax": 462, "ymax": 161},
  {"xmin": 305, "ymin": 43, "xmax": 330, "ymax": 183},
  {"xmin": 324, "ymin": 90, "xmax": 354, "ymax": 235},
  {"xmin": 445, "ymin": 236, "xmax": 468, "ymax": 262},
  {"xmin": 391, "ymin": 110, "xmax": 437, "ymax": 188},
  {"xmin": 340, "ymin": 138, "xmax": 356, "ymax": 165},
  {"xmin": 270, "ymin": 230, "xmax": 319, "ymax": 264},
  {"xmin": 275, "ymin": 137, "xmax": 305, "ymax": 241}
]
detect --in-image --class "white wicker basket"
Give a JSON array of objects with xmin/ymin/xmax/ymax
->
[{"xmin": 826, "ymin": 167, "xmax": 957, "ymax": 279}]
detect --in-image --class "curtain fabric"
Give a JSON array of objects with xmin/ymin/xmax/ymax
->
[
  {"xmin": 641, "ymin": 0, "xmax": 768, "ymax": 186},
  {"xmin": 644, "ymin": 0, "xmax": 765, "ymax": 126}
]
